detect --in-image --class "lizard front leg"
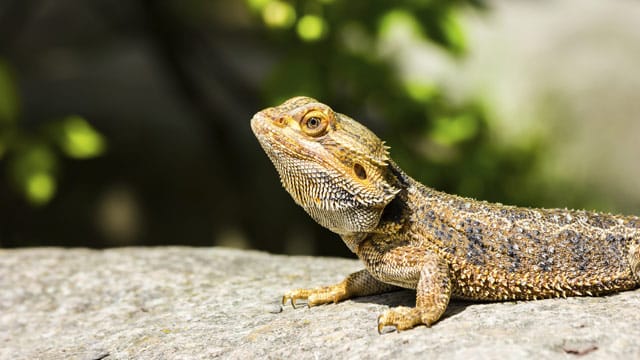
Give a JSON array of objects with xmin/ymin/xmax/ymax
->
[
  {"xmin": 283, "ymin": 269, "xmax": 399, "ymax": 308},
  {"xmin": 375, "ymin": 251, "xmax": 452, "ymax": 332}
]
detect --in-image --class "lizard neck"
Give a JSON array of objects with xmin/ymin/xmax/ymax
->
[
  {"xmin": 375, "ymin": 161, "xmax": 414, "ymax": 231},
  {"xmin": 341, "ymin": 233, "xmax": 368, "ymax": 253},
  {"xmin": 340, "ymin": 161, "xmax": 415, "ymax": 253}
]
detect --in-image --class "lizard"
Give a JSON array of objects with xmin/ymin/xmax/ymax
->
[{"xmin": 250, "ymin": 96, "xmax": 640, "ymax": 332}]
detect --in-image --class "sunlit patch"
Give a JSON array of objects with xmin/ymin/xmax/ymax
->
[
  {"xmin": 440, "ymin": 11, "xmax": 466, "ymax": 54},
  {"xmin": 429, "ymin": 114, "xmax": 478, "ymax": 146},
  {"xmin": 9, "ymin": 144, "xmax": 58, "ymax": 205},
  {"xmin": 246, "ymin": 0, "xmax": 270, "ymax": 11},
  {"xmin": 262, "ymin": 0, "xmax": 296, "ymax": 28},
  {"xmin": 58, "ymin": 116, "xmax": 106, "ymax": 159},
  {"xmin": 404, "ymin": 80, "xmax": 438, "ymax": 103},
  {"xmin": 297, "ymin": 15, "xmax": 327, "ymax": 42},
  {"xmin": 25, "ymin": 172, "xmax": 56, "ymax": 205},
  {"xmin": 378, "ymin": 9, "xmax": 424, "ymax": 40}
]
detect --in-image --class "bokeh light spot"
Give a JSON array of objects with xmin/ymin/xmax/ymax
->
[
  {"xmin": 26, "ymin": 172, "xmax": 56, "ymax": 205},
  {"xmin": 441, "ymin": 11, "xmax": 466, "ymax": 53},
  {"xmin": 60, "ymin": 116, "xmax": 106, "ymax": 159},
  {"xmin": 297, "ymin": 15, "xmax": 327, "ymax": 41},
  {"xmin": 262, "ymin": 0, "xmax": 296, "ymax": 28},
  {"xmin": 404, "ymin": 81, "xmax": 438, "ymax": 103},
  {"xmin": 379, "ymin": 9, "xmax": 424, "ymax": 40},
  {"xmin": 247, "ymin": 0, "xmax": 270, "ymax": 11},
  {"xmin": 430, "ymin": 114, "xmax": 478, "ymax": 146}
]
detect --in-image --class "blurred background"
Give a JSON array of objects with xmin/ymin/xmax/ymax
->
[{"xmin": 1, "ymin": 0, "xmax": 639, "ymax": 257}]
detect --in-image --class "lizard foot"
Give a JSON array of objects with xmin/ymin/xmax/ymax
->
[
  {"xmin": 377, "ymin": 306, "xmax": 432, "ymax": 333},
  {"xmin": 282, "ymin": 285, "xmax": 347, "ymax": 308}
]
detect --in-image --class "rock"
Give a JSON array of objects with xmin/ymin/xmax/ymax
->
[{"xmin": 1, "ymin": 247, "xmax": 639, "ymax": 359}]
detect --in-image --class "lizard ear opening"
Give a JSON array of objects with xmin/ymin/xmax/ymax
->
[{"xmin": 354, "ymin": 163, "xmax": 367, "ymax": 180}]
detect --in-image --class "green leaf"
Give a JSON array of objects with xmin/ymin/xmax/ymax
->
[
  {"xmin": 440, "ymin": 11, "xmax": 466, "ymax": 54},
  {"xmin": 9, "ymin": 143, "xmax": 58, "ymax": 206},
  {"xmin": 379, "ymin": 9, "xmax": 425, "ymax": 41},
  {"xmin": 246, "ymin": 0, "xmax": 270, "ymax": 12},
  {"xmin": 297, "ymin": 15, "xmax": 328, "ymax": 42},
  {"xmin": 404, "ymin": 80, "xmax": 438, "ymax": 103},
  {"xmin": 261, "ymin": 0, "xmax": 296, "ymax": 28},
  {"xmin": 55, "ymin": 116, "xmax": 107, "ymax": 159},
  {"xmin": 430, "ymin": 114, "xmax": 478, "ymax": 146},
  {"xmin": 25, "ymin": 172, "xmax": 57, "ymax": 206}
]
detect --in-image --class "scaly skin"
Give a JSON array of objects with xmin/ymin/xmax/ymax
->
[{"xmin": 251, "ymin": 96, "xmax": 640, "ymax": 332}]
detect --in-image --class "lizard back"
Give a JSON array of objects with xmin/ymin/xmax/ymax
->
[{"xmin": 394, "ymin": 169, "xmax": 640, "ymax": 300}]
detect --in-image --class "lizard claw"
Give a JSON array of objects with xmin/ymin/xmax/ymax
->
[
  {"xmin": 377, "ymin": 314, "xmax": 396, "ymax": 335},
  {"xmin": 282, "ymin": 292, "xmax": 309, "ymax": 309},
  {"xmin": 282, "ymin": 286, "xmax": 345, "ymax": 309},
  {"xmin": 282, "ymin": 295, "xmax": 298, "ymax": 308},
  {"xmin": 290, "ymin": 297, "xmax": 300, "ymax": 309},
  {"xmin": 377, "ymin": 314, "xmax": 384, "ymax": 334},
  {"xmin": 377, "ymin": 306, "xmax": 426, "ymax": 333}
]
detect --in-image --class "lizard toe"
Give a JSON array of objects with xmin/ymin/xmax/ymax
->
[
  {"xmin": 283, "ymin": 289, "xmax": 310, "ymax": 308},
  {"xmin": 377, "ymin": 306, "xmax": 426, "ymax": 333}
]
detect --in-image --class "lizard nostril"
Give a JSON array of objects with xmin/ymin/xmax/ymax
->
[
  {"xmin": 354, "ymin": 163, "xmax": 367, "ymax": 180},
  {"xmin": 275, "ymin": 116, "xmax": 287, "ymax": 126}
]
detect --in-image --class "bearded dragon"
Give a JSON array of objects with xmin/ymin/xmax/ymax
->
[{"xmin": 251, "ymin": 96, "xmax": 640, "ymax": 332}]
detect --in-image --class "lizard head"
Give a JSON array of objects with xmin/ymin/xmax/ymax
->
[{"xmin": 251, "ymin": 96, "xmax": 401, "ymax": 236}]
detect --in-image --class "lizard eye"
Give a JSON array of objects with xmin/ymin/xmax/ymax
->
[
  {"xmin": 307, "ymin": 117, "xmax": 320, "ymax": 128},
  {"xmin": 301, "ymin": 110, "xmax": 329, "ymax": 136}
]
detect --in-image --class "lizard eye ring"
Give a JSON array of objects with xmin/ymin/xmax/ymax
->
[{"xmin": 301, "ymin": 110, "xmax": 329, "ymax": 136}]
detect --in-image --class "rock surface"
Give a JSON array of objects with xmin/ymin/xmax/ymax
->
[{"xmin": 1, "ymin": 247, "xmax": 639, "ymax": 359}]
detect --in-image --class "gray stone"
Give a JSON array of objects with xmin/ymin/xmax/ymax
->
[{"xmin": 1, "ymin": 247, "xmax": 639, "ymax": 359}]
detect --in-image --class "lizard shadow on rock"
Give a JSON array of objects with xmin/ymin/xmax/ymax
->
[{"xmin": 353, "ymin": 290, "xmax": 473, "ymax": 320}]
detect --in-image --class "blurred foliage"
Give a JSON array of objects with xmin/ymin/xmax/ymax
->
[
  {"xmin": 0, "ymin": 60, "xmax": 106, "ymax": 206},
  {"xmin": 246, "ymin": 0, "xmax": 542, "ymax": 205},
  {"xmin": 252, "ymin": 1, "xmax": 473, "ymax": 104},
  {"xmin": 1, "ymin": 0, "xmax": 636, "ymax": 253}
]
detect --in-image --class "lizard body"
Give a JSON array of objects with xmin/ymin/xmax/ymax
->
[{"xmin": 251, "ymin": 96, "xmax": 640, "ymax": 331}]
